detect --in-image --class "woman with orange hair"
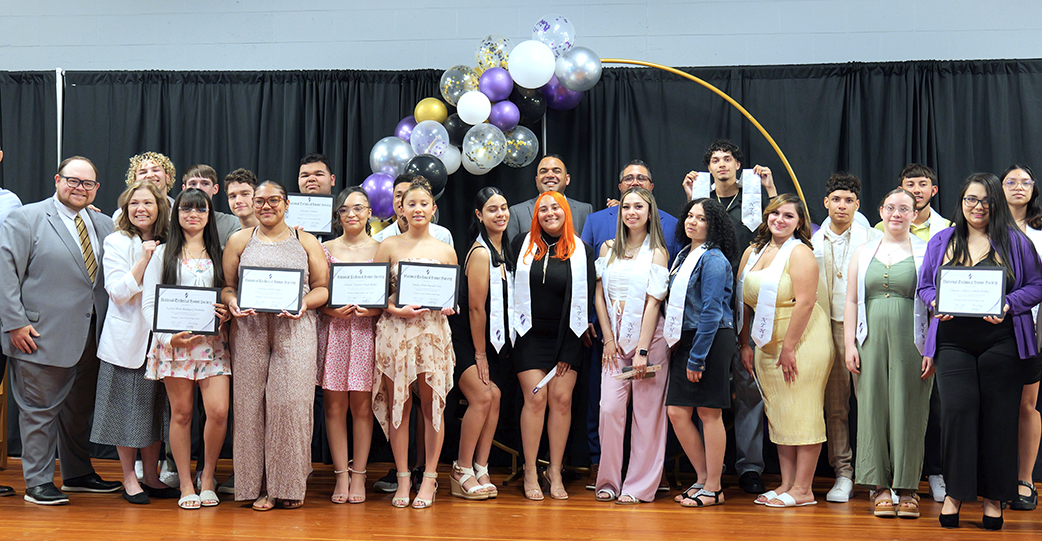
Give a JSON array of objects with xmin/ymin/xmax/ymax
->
[{"xmin": 509, "ymin": 191, "xmax": 595, "ymax": 501}]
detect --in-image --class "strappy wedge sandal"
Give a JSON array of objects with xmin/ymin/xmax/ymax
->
[{"xmin": 450, "ymin": 461, "xmax": 489, "ymax": 500}]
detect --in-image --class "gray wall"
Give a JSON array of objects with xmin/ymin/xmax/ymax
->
[{"xmin": 2, "ymin": 0, "xmax": 1041, "ymax": 71}]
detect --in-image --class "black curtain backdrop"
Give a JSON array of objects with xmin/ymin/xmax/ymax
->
[{"xmin": 4, "ymin": 59, "xmax": 1042, "ymax": 467}]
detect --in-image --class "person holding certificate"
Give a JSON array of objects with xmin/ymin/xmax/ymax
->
[
  {"xmin": 317, "ymin": 187, "xmax": 381, "ymax": 504},
  {"xmin": 448, "ymin": 187, "xmax": 512, "ymax": 501},
  {"xmin": 141, "ymin": 188, "xmax": 231, "ymax": 509},
  {"xmin": 737, "ymin": 193, "xmax": 832, "ymax": 508},
  {"xmin": 842, "ymin": 188, "xmax": 931, "ymax": 518},
  {"xmin": 663, "ymin": 199, "xmax": 737, "ymax": 508},
  {"xmin": 222, "ymin": 180, "xmax": 329, "ymax": 511},
  {"xmin": 919, "ymin": 173, "xmax": 1042, "ymax": 530},
  {"xmin": 92, "ymin": 180, "xmax": 176, "ymax": 505},
  {"xmin": 1001, "ymin": 163, "xmax": 1042, "ymax": 512},
  {"xmin": 372, "ymin": 178, "xmax": 457, "ymax": 509},
  {"xmin": 591, "ymin": 187, "xmax": 669, "ymax": 505},
  {"xmin": 510, "ymin": 190, "xmax": 595, "ymax": 501}
]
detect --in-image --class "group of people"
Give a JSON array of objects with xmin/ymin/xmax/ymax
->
[{"xmin": 0, "ymin": 143, "xmax": 1039, "ymax": 531}]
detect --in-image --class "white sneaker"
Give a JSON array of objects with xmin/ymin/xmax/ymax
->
[
  {"xmin": 928, "ymin": 474, "xmax": 946, "ymax": 503},
  {"xmin": 159, "ymin": 460, "xmax": 179, "ymax": 488},
  {"xmin": 826, "ymin": 476, "xmax": 854, "ymax": 503}
]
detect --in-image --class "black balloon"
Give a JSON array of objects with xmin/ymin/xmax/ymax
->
[
  {"xmin": 443, "ymin": 113, "xmax": 472, "ymax": 147},
  {"xmin": 510, "ymin": 84, "xmax": 546, "ymax": 124},
  {"xmin": 404, "ymin": 154, "xmax": 448, "ymax": 196}
]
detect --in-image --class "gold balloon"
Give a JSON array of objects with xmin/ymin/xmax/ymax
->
[{"xmin": 414, "ymin": 97, "xmax": 448, "ymax": 124}]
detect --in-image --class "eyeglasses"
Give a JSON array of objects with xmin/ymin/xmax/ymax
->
[
  {"xmin": 253, "ymin": 196, "xmax": 285, "ymax": 208},
  {"xmin": 621, "ymin": 174, "xmax": 650, "ymax": 183},
  {"xmin": 962, "ymin": 196, "xmax": 990, "ymax": 209},
  {"xmin": 61, "ymin": 176, "xmax": 98, "ymax": 190},
  {"xmin": 337, "ymin": 205, "xmax": 369, "ymax": 216},
  {"xmin": 178, "ymin": 206, "xmax": 208, "ymax": 214},
  {"xmin": 1003, "ymin": 178, "xmax": 1035, "ymax": 189},
  {"xmin": 882, "ymin": 204, "xmax": 914, "ymax": 215}
]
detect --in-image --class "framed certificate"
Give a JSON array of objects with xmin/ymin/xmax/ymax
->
[
  {"xmin": 395, "ymin": 261, "xmax": 459, "ymax": 310},
  {"xmin": 238, "ymin": 266, "xmax": 305, "ymax": 313},
  {"xmin": 284, "ymin": 193, "xmax": 334, "ymax": 234},
  {"xmin": 152, "ymin": 285, "xmax": 221, "ymax": 335},
  {"xmin": 329, "ymin": 262, "xmax": 390, "ymax": 309},
  {"xmin": 936, "ymin": 266, "xmax": 1007, "ymax": 317}
]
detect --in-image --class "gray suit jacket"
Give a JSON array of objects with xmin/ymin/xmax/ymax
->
[
  {"xmin": 0, "ymin": 198, "xmax": 113, "ymax": 367},
  {"xmin": 505, "ymin": 195, "xmax": 594, "ymax": 245}
]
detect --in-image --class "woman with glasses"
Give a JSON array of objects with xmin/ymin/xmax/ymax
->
[
  {"xmin": 317, "ymin": 187, "xmax": 380, "ymax": 504},
  {"xmin": 843, "ymin": 189, "xmax": 931, "ymax": 518},
  {"xmin": 92, "ymin": 180, "xmax": 175, "ymax": 505},
  {"xmin": 222, "ymin": 181, "xmax": 329, "ymax": 511},
  {"xmin": 141, "ymin": 188, "xmax": 231, "ymax": 509},
  {"xmin": 918, "ymin": 173, "xmax": 1042, "ymax": 530},
  {"xmin": 1001, "ymin": 164, "xmax": 1042, "ymax": 512}
]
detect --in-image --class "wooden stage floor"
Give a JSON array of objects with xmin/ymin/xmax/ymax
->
[{"xmin": 1, "ymin": 458, "xmax": 1037, "ymax": 540}]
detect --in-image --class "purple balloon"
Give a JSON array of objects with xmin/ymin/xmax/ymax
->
[
  {"xmin": 394, "ymin": 115, "xmax": 417, "ymax": 142},
  {"xmin": 541, "ymin": 74, "xmax": 583, "ymax": 111},
  {"xmin": 479, "ymin": 67, "xmax": 514, "ymax": 102},
  {"xmin": 488, "ymin": 101, "xmax": 521, "ymax": 131},
  {"xmin": 361, "ymin": 172, "xmax": 396, "ymax": 220}
]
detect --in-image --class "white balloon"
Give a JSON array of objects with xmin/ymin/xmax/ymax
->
[
  {"xmin": 441, "ymin": 145, "xmax": 462, "ymax": 175},
  {"xmin": 508, "ymin": 40, "xmax": 556, "ymax": 89},
  {"xmin": 456, "ymin": 90, "xmax": 492, "ymax": 125},
  {"xmin": 462, "ymin": 152, "xmax": 489, "ymax": 175}
]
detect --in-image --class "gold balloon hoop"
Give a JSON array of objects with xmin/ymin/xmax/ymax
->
[{"xmin": 601, "ymin": 58, "xmax": 805, "ymax": 204}]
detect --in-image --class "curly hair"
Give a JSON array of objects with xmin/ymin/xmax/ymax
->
[
  {"xmin": 677, "ymin": 198, "xmax": 738, "ymax": 263},
  {"xmin": 702, "ymin": 140, "xmax": 743, "ymax": 169},
  {"xmin": 125, "ymin": 151, "xmax": 176, "ymax": 191},
  {"xmin": 750, "ymin": 193, "xmax": 813, "ymax": 250},
  {"xmin": 825, "ymin": 172, "xmax": 861, "ymax": 198},
  {"xmin": 224, "ymin": 168, "xmax": 257, "ymax": 189}
]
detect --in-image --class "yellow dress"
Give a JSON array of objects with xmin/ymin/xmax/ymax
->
[{"xmin": 743, "ymin": 260, "xmax": 833, "ymax": 445}]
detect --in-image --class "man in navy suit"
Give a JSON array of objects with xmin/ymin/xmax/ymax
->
[{"xmin": 578, "ymin": 159, "xmax": 678, "ymax": 490}]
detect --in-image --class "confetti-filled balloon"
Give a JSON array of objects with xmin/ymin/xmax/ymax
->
[
  {"xmin": 532, "ymin": 14, "xmax": 575, "ymax": 58},
  {"xmin": 409, "ymin": 120, "xmax": 450, "ymax": 158},
  {"xmin": 462, "ymin": 152, "xmax": 489, "ymax": 176},
  {"xmin": 439, "ymin": 65, "xmax": 479, "ymax": 106},
  {"xmin": 456, "ymin": 90, "xmax": 492, "ymax": 125},
  {"xmin": 503, "ymin": 126, "xmax": 539, "ymax": 168},
  {"xmin": 414, "ymin": 97, "xmax": 448, "ymax": 124},
  {"xmin": 555, "ymin": 46, "xmax": 602, "ymax": 92},
  {"xmin": 361, "ymin": 172, "xmax": 396, "ymax": 220},
  {"xmin": 369, "ymin": 136, "xmax": 415, "ymax": 176},
  {"xmin": 508, "ymin": 40, "xmax": 556, "ymax": 89},
  {"xmin": 476, "ymin": 35, "xmax": 512, "ymax": 71},
  {"xmin": 462, "ymin": 124, "xmax": 507, "ymax": 172}
]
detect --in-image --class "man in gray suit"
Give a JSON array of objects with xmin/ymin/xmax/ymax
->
[
  {"xmin": 0, "ymin": 156, "xmax": 121, "ymax": 505},
  {"xmin": 505, "ymin": 154, "xmax": 594, "ymax": 244}
]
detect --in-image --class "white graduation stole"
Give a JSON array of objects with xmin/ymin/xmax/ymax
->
[
  {"xmin": 664, "ymin": 244, "xmax": 708, "ymax": 347},
  {"xmin": 736, "ymin": 236, "xmax": 799, "ymax": 347},
  {"xmin": 476, "ymin": 235, "xmax": 514, "ymax": 353},
  {"xmin": 741, "ymin": 169, "xmax": 762, "ymax": 232},
  {"xmin": 691, "ymin": 172, "xmax": 711, "ymax": 200},
  {"xmin": 855, "ymin": 236, "xmax": 929, "ymax": 353},
  {"xmin": 601, "ymin": 236, "xmax": 654, "ymax": 355},
  {"xmin": 513, "ymin": 232, "xmax": 588, "ymax": 338}
]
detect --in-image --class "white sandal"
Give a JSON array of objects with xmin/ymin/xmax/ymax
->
[
  {"xmin": 450, "ymin": 461, "xmax": 489, "ymax": 500},
  {"xmin": 474, "ymin": 463, "xmax": 498, "ymax": 498}
]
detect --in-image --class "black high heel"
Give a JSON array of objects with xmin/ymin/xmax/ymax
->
[
  {"xmin": 939, "ymin": 495, "xmax": 960, "ymax": 528},
  {"xmin": 982, "ymin": 499, "xmax": 1003, "ymax": 531}
]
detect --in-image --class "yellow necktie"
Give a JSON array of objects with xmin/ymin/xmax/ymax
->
[{"xmin": 75, "ymin": 214, "xmax": 97, "ymax": 283}]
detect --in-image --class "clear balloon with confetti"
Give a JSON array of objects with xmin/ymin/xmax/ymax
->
[
  {"xmin": 476, "ymin": 35, "xmax": 513, "ymax": 72},
  {"xmin": 439, "ymin": 65, "xmax": 479, "ymax": 106}
]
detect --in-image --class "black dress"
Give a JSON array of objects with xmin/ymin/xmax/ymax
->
[
  {"xmin": 509, "ymin": 233, "xmax": 596, "ymax": 373},
  {"xmin": 449, "ymin": 242, "xmax": 512, "ymax": 387}
]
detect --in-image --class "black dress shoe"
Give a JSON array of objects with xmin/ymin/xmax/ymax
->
[
  {"xmin": 0, "ymin": 484, "xmax": 15, "ymax": 497},
  {"xmin": 122, "ymin": 489, "xmax": 150, "ymax": 505},
  {"xmin": 142, "ymin": 483, "xmax": 180, "ymax": 499},
  {"xmin": 61, "ymin": 472, "xmax": 122, "ymax": 493},
  {"xmin": 982, "ymin": 513, "xmax": 1003, "ymax": 530},
  {"xmin": 738, "ymin": 471, "xmax": 766, "ymax": 494},
  {"xmin": 24, "ymin": 483, "xmax": 69, "ymax": 505},
  {"xmin": 1010, "ymin": 480, "xmax": 1038, "ymax": 511}
]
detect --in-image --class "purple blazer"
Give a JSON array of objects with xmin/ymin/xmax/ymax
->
[{"xmin": 917, "ymin": 227, "xmax": 1042, "ymax": 359}]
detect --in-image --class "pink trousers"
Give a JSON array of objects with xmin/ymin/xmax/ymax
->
[{"xmin": 595, "ymin": 316, "xmax": 669, "ymax": 502}]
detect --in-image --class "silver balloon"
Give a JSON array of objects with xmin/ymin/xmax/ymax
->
[
  {"xmin": 462, "ymin": 124, "xmax": 506, "ymax": 172},
  {"xmin": 502, "ymin": 126, "xmax": 539, "ymax": 168},
  {"xmin": 369, "ymin": 136, "xmax": 416, "ymax": 176},
  {"xmin": 554, "ymin": 46, "xmax": 602, "ymax": 92}
]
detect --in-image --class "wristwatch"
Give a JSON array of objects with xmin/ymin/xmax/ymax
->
[{"xmin": 637, "ymin": 348, "xmax": 649, "ymax": 357}]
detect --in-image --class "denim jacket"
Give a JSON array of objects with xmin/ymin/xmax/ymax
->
[{"xmin": 668, "ymin": 246, "xmax": 734, "ymax": 371}]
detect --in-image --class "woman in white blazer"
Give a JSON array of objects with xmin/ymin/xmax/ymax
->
[{"xmin": 90, "ymin": 180, "xmax": 175, "ymax": 504}]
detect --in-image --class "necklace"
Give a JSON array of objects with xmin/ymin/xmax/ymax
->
[
  {"xmin": 716, "ymin": 185, "xmax": 741, "ymax": 213},
  {"xmin": 183, "ymin": 246, "xmax": 205, "ymax": 260},
  {"xmin": 340, "ymin": 237, "xmax": 371, "ymax": 249},
  {"xmin": 828, "ymin": 230, "xmax": 851, "ymax": 279},
  {"xmin": 541, "ymin": 239, "xmax": 559, "ymax": 284},
  {"xmin": 259, "ymin": 226, "xmax": 290, "ymax": 243}
]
